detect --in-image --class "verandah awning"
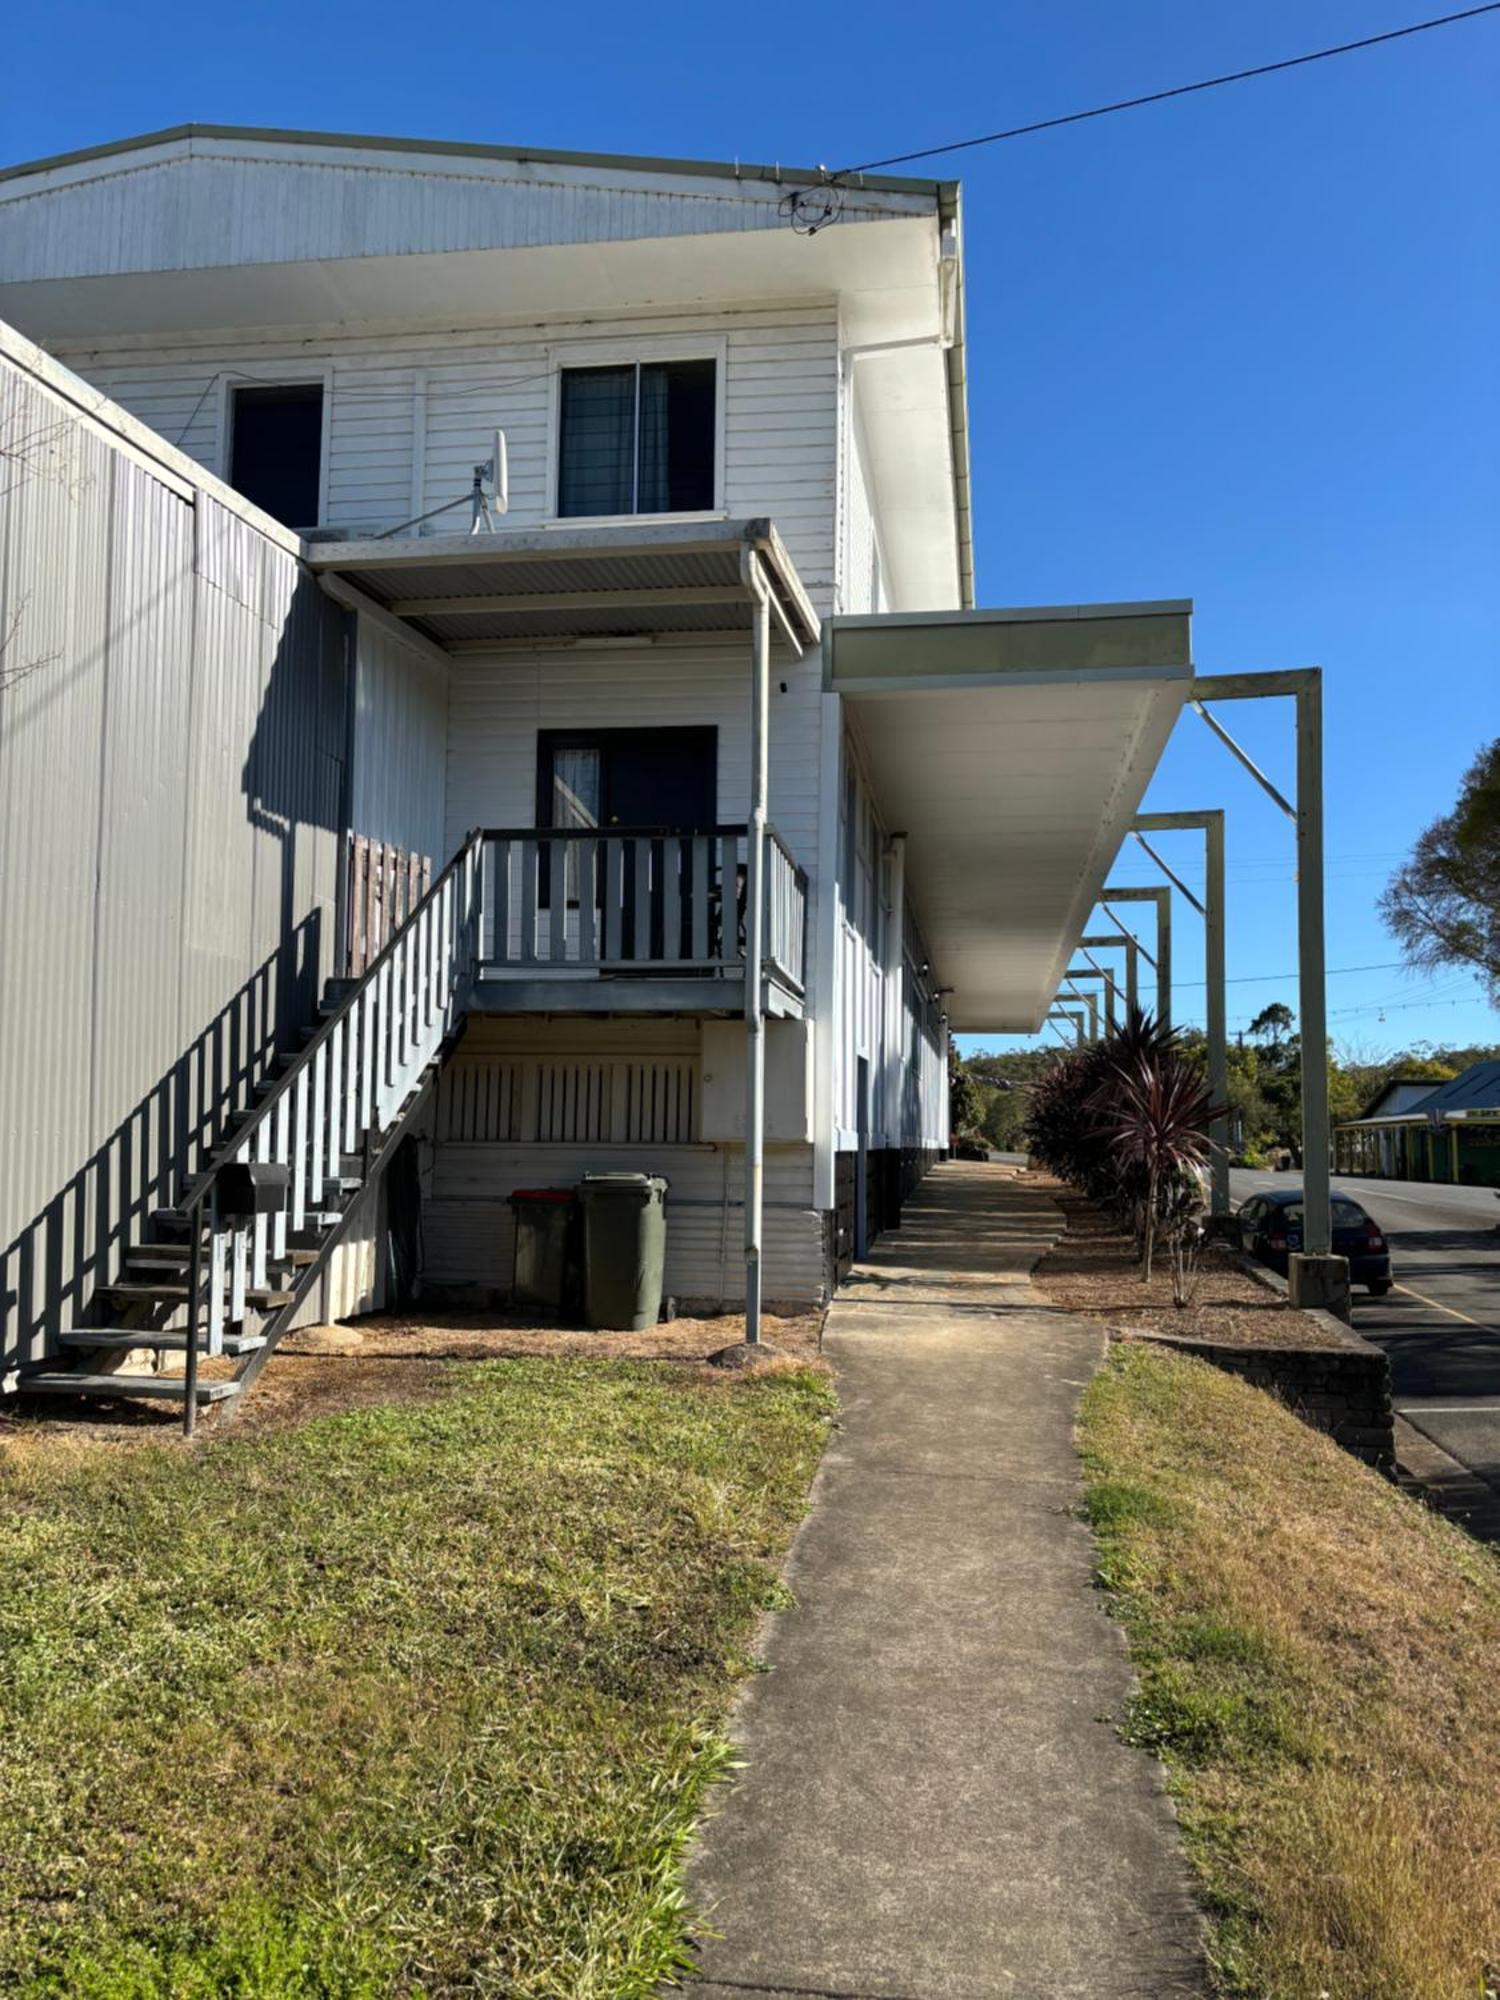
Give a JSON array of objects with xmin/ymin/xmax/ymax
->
[
  {"xmin": 826, "ymin": 602, "xmax": 1194, "ymax": 1034},
  {"xmin": 306, "ymin": 517, "xmax": 820, "ymax": 653}
]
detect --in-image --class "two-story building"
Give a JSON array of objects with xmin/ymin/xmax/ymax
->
[{"xmin": 0, "ymin": 125, "xmax": 1196, "ymax": 1414}]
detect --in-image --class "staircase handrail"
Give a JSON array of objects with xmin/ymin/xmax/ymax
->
[{"xmin": 183, "ymin": 828, "xmax": 485, "ymax": 1221}]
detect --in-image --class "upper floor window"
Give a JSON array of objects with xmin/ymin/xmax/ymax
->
[
  {"xmin": 228, "ymin": 382, "xmax": 323, "ymax": 529},
  {"xmin": 557, "ymin": 359, "xmax": 716, "ymax": 518}
]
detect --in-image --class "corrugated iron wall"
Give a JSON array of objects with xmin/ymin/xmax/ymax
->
[{"xmin": 0, "ymin": 333, "xmax": 350, "ymax": 1375}]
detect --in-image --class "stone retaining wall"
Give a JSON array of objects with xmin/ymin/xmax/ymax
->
[
  {"xmin": 1135, "ymin": 1325, "xmax": 1395, "ymax": 1472},
  {"xmin": 1136, "ymin": 1247, "xmax": 1395, "ymax": 1472}
]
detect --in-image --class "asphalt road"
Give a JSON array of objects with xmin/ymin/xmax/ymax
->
[{"xmin": 1229, "ymin": 1168, "xmax": 1500, "ymax": 1490}]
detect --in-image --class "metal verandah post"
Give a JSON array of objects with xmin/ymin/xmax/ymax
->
[
  {"xmin": 1189, "ymin": 668, "xmax": 1333, "ymax": 1261},
  {"xmin": 1132, "ymin": 813, "xmax": 1229, "ymax": 1216},
  {"xmin": 1205, "ymin": 812, "xmax": 1229, "ymax": 1217},
  {"xmin": 743, "ymin": 563, "xmax": 771, "ymax": 1344},
  {"xmin": 1296, "ymin": 675, "xmax": 1331, "ymax": 1256}
]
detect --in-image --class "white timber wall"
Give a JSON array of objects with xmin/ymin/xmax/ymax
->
[
  {"xmin": 423, "ymin": 1018, "xmax": 823, "ymax": 1307},
  {"xmin": 444, "ymin": 635, "xmax": 821, "ymax": 878},
  {"xmin": 838, "ymin": 372, "xmax": 890, "ymax": 617},
  {"xmin": 831, "ymin": 720, "xmax": 948, "ymax": 1155},
  {"xmin": 53, "ymin": 304, "xmax": 840, "ymax": 614}
]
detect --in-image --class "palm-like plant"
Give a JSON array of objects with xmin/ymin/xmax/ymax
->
[
  {"xmin": 1093, "ymin": 1045, "xmax": 1218, "ymax": 1292},
  {"xmin": 1025, "ymin": 1006, "xmax": 1224, "ymax": 1301}
]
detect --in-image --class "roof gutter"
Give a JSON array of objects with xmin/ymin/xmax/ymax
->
[{"xmin": 938, "ymin": 182, "xmax": 975, "ymax": 610}]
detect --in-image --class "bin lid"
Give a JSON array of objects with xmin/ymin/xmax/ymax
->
[
  {"xmin": 509, "ymin": 1187, "xmax": 575, "ymax": 1204},
  {"xmin": 578, "ymin": 1172, "xmax": 669, "ymax": 1197}
]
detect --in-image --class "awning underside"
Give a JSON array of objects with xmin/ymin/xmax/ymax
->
[
  {"xmin": 308, "ymin": 519, "xmax": 820, "ymax": 651},
  {"xmin": 829, "ymin": 604, "xmax": 1193, "ymax": 1034}
]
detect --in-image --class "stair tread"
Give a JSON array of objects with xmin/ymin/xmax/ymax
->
[
  {"xmin": 19, "ymin": 1373, "xmax": 240, "ymax": 1403},
  {"xmin": 101, "ymin": 1281, "xmax": 292, "ymax": 1308},
  {"xmin": 128, "ymin": 1244, "xmax": 320, "ymax": 1269},
  {"xmin": 57, "ymin": 1330, "xmax": 265, "ymax": 1355}
]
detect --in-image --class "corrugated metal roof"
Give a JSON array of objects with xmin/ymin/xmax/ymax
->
[
  {"xmin": 0, "ymin": 123, "xmax": 948, "ymax": 201},
  {"xmin": 308, "ymin": 519, "xmax": 820, "ymax": 653},
  {"xmin": 1420, "ymin": 1061, "xmax": 1500, "ymax": 1114}
]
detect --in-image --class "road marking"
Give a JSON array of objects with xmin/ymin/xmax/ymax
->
[
  {"xmin": 1392, "ymin": 1283, "xmax": 1500, "ymax": 1333},
  {"xmin": 1398, "ymin": 1405, "xmax": 1500, "ymax": 1415}
]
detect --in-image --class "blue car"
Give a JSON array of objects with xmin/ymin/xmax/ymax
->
[{"xmin": 1237, "ymin": 1188, "xmax": 1394, "ymax": 1295}]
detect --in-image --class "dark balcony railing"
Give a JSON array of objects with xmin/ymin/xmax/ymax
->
[{"xmin": 476, "ymin": 825, "xmax": 806, "ymax": 992}]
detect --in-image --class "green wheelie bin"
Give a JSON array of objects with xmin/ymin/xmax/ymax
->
[{"xmin": 577, "ymin": 1173, "xmax": 669, "ymax": 1330}]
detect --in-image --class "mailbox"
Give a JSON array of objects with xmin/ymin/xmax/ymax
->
[{"xmin": 214, "ymin": 1161, "xmax": 290, "ymax": 1220}]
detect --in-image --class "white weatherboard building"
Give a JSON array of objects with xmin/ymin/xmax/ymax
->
[{"xmin": 0, "ymin": 125, "xmax": 1207, "ymax": 1417}]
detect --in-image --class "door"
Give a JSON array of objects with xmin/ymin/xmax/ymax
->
[{"xmin": 538, "ymin": 729, "xmax": 716, "ymax": 960}]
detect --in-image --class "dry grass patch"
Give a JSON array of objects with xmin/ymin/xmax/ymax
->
[{"xmin": 1080, "ymin": 1341, "xmax": 1500, "ymax": 1998}]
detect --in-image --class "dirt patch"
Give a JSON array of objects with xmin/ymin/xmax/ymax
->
[
  {"xmin": 1, "ymin": 1310, "xmax": 827, "ymax": 1453},
  {"xmin": 1027, "ymin": 1173, "xmax": 1346, "ymax": 1350},
  {"xmin": 281, "ymin": 1306, "xmax": 825, "ymax": 1368}
]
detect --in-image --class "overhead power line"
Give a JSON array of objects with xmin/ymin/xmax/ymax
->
[{"xmin": 832, "ymin": 5, "xmax": 1500, "ymax": 178}]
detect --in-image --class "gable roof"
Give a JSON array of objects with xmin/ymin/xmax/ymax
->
[
  {"xmin": 0, "ymin": 122, "xmax": 947, "ymax": 200},
  {"xmin": 1356, "ymin": 1074, "xmax": 1445, "ymax": 1120},
  {"xmin": 0, "ymin": 124, "xmax": 973, "ymax": 610}
]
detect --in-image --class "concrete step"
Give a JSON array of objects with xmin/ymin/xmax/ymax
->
[
  {"xmin": 57, "ymin": 1329, "xmax": 265, "ymax": 1356},
  {"xmin": 17, "ymin": 1373, "xmax": 240, "ymax": 1404}
]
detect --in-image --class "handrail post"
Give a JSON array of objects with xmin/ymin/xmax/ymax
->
[{"xmin": 183, "ymin": 1204, "xmax": 202, "ymax": 1438}]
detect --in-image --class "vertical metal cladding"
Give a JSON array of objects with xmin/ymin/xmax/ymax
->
[{"xmin": 0, "ymin": 339, "xmax": 350, "ymax": 1374}]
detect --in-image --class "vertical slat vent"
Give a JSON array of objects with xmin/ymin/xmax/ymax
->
[{"xmin": 436, "ymin": 1056, "xmax": 697, "ymax": 1145}]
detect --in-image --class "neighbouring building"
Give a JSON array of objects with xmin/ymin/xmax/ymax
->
[{"xmin": 1336, "ymin": 1062, "xmax": 1500, "ymax": 1186}]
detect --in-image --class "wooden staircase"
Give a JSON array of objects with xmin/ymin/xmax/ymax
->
[{"xmin": 16, "ymin": 835, "xmax": 483, "ymax": 1430}]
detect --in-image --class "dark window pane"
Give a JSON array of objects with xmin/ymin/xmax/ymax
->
[
  {"xmin": 229, "ymin": 384, "xmax": 323, "ymax": 528},
  {"xmin": 558, "ymin": 366, "xmax": 635, "ymax": 517},
  {"xmin": 637, "ymin": 360, "xmax": 716, "ymax": 512}
]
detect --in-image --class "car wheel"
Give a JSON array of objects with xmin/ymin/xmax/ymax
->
[{"xmin": 1367, "ymin": 1280, "xmax": 1393, "ymax": 1296}]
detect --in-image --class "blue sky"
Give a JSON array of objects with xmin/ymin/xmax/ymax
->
[{"xmin": 6, "ymin": 1, "xmax": 1496, "ymax": 1058}]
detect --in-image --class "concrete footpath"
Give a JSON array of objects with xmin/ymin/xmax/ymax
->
[{"xmin": 683, "ymin": 1161, "xmax": 1207, "ymax": 2000}]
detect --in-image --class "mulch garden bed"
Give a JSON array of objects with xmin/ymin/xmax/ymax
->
[{"xmin": 1026, "ymin": 1172, "xmax": 1345, "ymax": 1350}]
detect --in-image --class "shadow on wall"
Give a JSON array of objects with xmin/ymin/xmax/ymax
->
[
  {"xmin": 0, "ymin": 916, "xmax": 323, "ymax": 1377},
  {"xmin": 0, "ymin": 447, "xmax": 350, "ymax": 1377}
]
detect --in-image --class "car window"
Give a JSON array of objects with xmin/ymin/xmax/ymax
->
[
  {"xmin": 1332, "ymin": 1198, "xmax": 1368, "ymax": 1228},
  {"xmin": 1279, "ymin": 1204, "xmax": 1303, "ymax": 1227}
]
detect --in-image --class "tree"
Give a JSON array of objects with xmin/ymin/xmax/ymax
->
[
  {"xmin": 949, "ymin": 1046, "xmax": 982, "ymax": 1136},
  {"xmin": 1381, "ymin": 739, "xmax": 1500, "ymax": 1004},
  {"xmin": 1248, "ymin": 1001, "xmax": 1295, "ymax": 1046}
]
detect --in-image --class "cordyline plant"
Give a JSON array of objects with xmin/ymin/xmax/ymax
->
[{"xmin": 1026, "ymin": 1007, "xmax": 1225, "ymax": 1305}]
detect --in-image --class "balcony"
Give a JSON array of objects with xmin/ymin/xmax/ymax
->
[{"xmin": 469, "ymin": 825, "xmax": 807, "ymax": 1016}]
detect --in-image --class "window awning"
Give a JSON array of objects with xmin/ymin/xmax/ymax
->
[
  {"xmin": 827, "ymin": 602, "xmax": 1194, "ymax": 1033},
  {"xmin": 306, "ymin": 517, "xmax": 820, "ymax": 653}
]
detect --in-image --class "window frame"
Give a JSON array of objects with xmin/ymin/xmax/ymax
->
[
  {"xmin": 218, "ymin": 365, "xmax": 333, "ymax": 530},
  {"xmin": 545, "ymin": 336, "xmax": 727, "ymax": 526}
]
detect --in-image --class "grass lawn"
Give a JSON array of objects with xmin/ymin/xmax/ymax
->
[
  {"xmin": 0, "ymin": 1358, "xmax": 834, "ymax": 1997},
  {"xmin": 1080, "ymin": 1341, "xmax": 1500, "ymax": 2000}
]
